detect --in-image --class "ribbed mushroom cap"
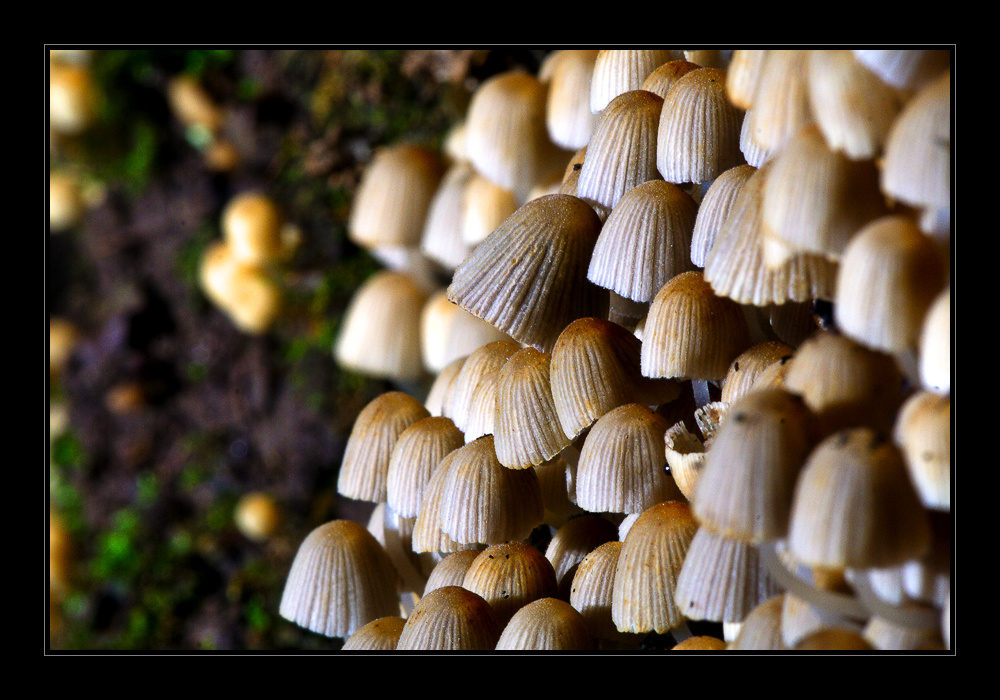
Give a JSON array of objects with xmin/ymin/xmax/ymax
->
[
  {"xmin": 438, "ymin": 435, "xmax": 544, "ymax": 546},
  {"xmin": 746, "ymin": 49, "xmax": 813, "ymax": 154},
  {"xmin": 423, "ymin": 549, "xmax": 480, "ymax": 595},
  {"xmin": 725, "ymin": 49, "xmax": 768, "ymax": 111},
  {"xmin": 544, "ymin": 514, "xmax": 619, "ymax": 600},
  {"xmin": 789, "ymin": 427, "xmax": 932, "ymax": 570},
  {"xmin": 385, "ymin": 416, "xmax": 465, "ymax": 518},
  {"xmin": 496, "ymin": 597, "xmax": 595, "ymax": 650},
  {"xmin": 919, "ymin": 286, "xmax": 951, "ymax": 395},
  {"xmin": 221, "ymin": 191, "xmax": 286, "ymax": 267},
  {"xmin": 465, "ymin": 70, "xmax": 568, "ymax": 201},
  {"xmin": 690, "ymin": 163, "xmax": 756, "ymax": 268},
  {"xmin": 894, "ymin": 391, "xmax": 951, "ymax": 512},
  {"xmin": 784, "ymin": 330, "xmax": 905, "ymax": 437},
  {"xmin": 337, "ymin": 391, "xmax": 431, "ymax": 504},
  {"xmin": 544, "ymin": 49, "xmax": 600, "ymax": 150},
  {"xmin": 834, "ymin": 214, "xmax": 946, "ymax": 357},
  {"xmin": 463, "ymin": 365, "xmax": 501, "ymax": 443},
  {"xmin": 334, "ymin": 270, "xmax": 429, "ymax": 381},
  {"xmin": 640, "ymin": 60, "xmax": 702, "ymax": 100},
  {"xmin": 881, "ymin": 70, "xmax": 951, "ymax": 210},
  {"xmin": 569, "ymin": 541, "xmax": 635, "ymax": 646},
  {"xmin": 761, "ymin": 123, "xmax": 889, "ymax": 267},
  {"xmin": 720, "ymin": 340, "xmax": 796, "ymax": 405},
  {"xmin": 640, "ymin": 270, "xmax": 752, "ymax": 382},
  {"xmin": 587, "ymin": 179, "xmax": 698, "ymax": 303},
  {"xmin": 673, "ymin": 525, "xmax": 782, "ymax": 623},
  {"xmin": 279, "ymin": 520, "xmax": 400, "ymax": 639},
  {"xmin": 577, "ymin": 90, "xmax": 664, "ymax": 211},
  {"xmin": 493, "ymin": 347, "xmax": 571, "ymax": 469},
  {"xmin": 738, "ymin": 108, "xmax": 774, "ymax": 168},
  {"xmin": 795, "ymin": 628, "xmax": 876, "ymax": 651},
  {"xmin": 806, "ymin": 49, "xmax": 903, "ymax": 160},
  {"xmin": 575, "ymin": 403, "xmax": 680, "ymax": 515},
  {"xmin": 551, "ymin": 317, "xmax": 680, "ymax": 440},
  {"xmin": 589, "ymin": 49, "xmax": 678, "ymax": 114},
  {"xmin": 663, "ymin": 420, "xmax": 707, "ymax": 503},
  {"xmin": 703, "ymin": 162, "xmax": 839, "ymax": 307},
  {"xmin": 347, "ymin": 143, "xmax": 445, "ymax": 249},
  {"xmin": 366, "ymin": 502, "xmax": 429, "ymax": 597},
  {"xmin": 611, "ymin": 500, "xmax": 699, "ymax": 634},
  {"xmin": 446, "ymin": 194, "xmax": 605, "ymax": 353},
  {"xmin": 656, "ymin": 67, "xmax": 746, "ymax": 185},
  {"xmin": 448, "ymin": 340, "xmax": 521, "ymax": 433},
  {"xmin": 462, "ymin": 541, "xmax": 560, "ymax": 629},
  {"xmin": 693, "ymin": 388, "xmax": 817, "ymax": 544},
  {"xmin": 396, "ymin": 585, "xmax": 502, "ymax": 651},
  {"xmin": 411, "ymin": 449, "xmax": 478, "ymax": 555},
  {"xmin": 341, "ymin": 616, "xmax": 407, "ymax": 651}
]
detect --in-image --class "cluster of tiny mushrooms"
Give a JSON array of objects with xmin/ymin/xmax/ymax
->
[{"xmin": 208, "ymin": 49, "xmax": 952, "ymax": 651}]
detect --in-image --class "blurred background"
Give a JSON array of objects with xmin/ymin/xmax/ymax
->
[{"xmin": 47, "ymin": 47, "xmax": 553, "ymax": 651}]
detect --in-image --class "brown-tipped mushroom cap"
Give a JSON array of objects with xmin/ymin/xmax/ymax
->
[
  {"xmin": 611, "ymin": 500, "xmax": 699, "ymax": 634},
  {"xmin": 396, "ymin": 585, "xmax": 502, "ymax": 650},
  {"xmin": 495, "ymin": 597, "xmax": 595, "ymax": 650},
  {"xmin": 746, "ymin": 50, "xmax": 813, "ymax": 154},
  {"xmin": 337, "ymin": 391, "xmax": 431, "ymax": 504},
  {"xmin": 279, "ymin": 520, "xmax": 400, "ymax": 639},
  {"xmin": 493, "ymin": 347, "xmax": 572, "ymax": 469},
  {"xmin": 221, "ymin": 191, "xmax": 287, "ymax": 267},
  {"xmin": 385, "ymin": 415, "xmax": 465, "ymax": 519},
  {"xmin": 589, "ymin": 49, "xmax": 677, "ymax": 114},
  {"xmin": 462, "ymin": 541, "xmax": 560, "ymax": 629},
  {"xmin": 689, "ymin": 163, "xmax": 757, "ymax": 269},
  {"xmin": 551, "ymin": 317, "xmax": 680, "ymax": 440},
  {"xmin": 640, "ymin": 270, "xmax": 752, "ymax": 383},
  {"xmin": 341, "ymin": 616, "xmax": 407, "ymax": 651}
]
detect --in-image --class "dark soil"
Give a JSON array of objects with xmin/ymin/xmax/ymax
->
[{"xmin": 47, "ymin": 48, "xmax": 553, "ymax": 651}]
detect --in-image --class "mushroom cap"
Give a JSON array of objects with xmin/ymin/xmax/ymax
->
[
  {"xmin": 673, "ymin": 525, "xmax": 782, "ymax": 624},
  {"xmin": 464, "ymin": 70, "xmax": 568, "ymax": 201},
  {"xmin": 438, "ymin": 435, "xmax": 544, "ymax": 546},
  {"xmin": 690, "ymin": 163, "xmax": 756, "ymax": 268},
  {"xmin": 640, "ymin": 60, "xmax": 702, "ymax": 100},
  {"xmin": 551, "ymin": 317, "xmax": 680, "ymax": 440},
  {"xmin": 493, "ymin": 347, "xmax": 572, "ymax": 470},
  {"xmin": 221, "ymin": 191, "xmax": 287, "ymax": 267},
  {"xmin": 893, "ymin": 390, "xmax": 951, "ymax": 512},
  {"xmin": 462, "ymin": 541, "xmax": 560, "ymax": 629},
  {"xmin": 448, "ymin": 340, "xmax": 521, "ymax": 433},
  {"xmin": 420, "ymin": 161, "xmax": 476, "ymax": 271},
  {"xmin": 495, "ymin": 597, "xmax": 595, "ymax": 650},
  {"xmin": 446, "ymin": 194, "xmax": 605, "ymax": 353},
  {"xmin": 396, "ymin": 585, "xmax": 502, "ymax": 650},
  {"xmin": 385, "ymin": 415, "xmax": 464, "ymax": 518},
  {"xmin": 728, "ymin": 594, "xmax": 789, "ymax": 650},
  {"xmin": 720, "ymin": 340, "xmax": 796, "ymax": 405},
  {"xmin": 589, "ymin": 49, "xmax": 678, "ymax": 114},
  {"xmin": 692, "ymin": 388, "xmax": 817, "ymax": 543},
  {"xmin": 834, "ymin": 214, "xmax": 946, "ymax": 356},
  {"xmin": 725, "ymin": 49, "xmax": 769, "ymax": 111},
  {"xmin": 918, "ymin": 286, "xmax": 951, "ymax": 395},
  {"xmin": 544, "ymin": 49, "xmax": 601, "ymax": 150},
  {"xmin": 611, "ymin": 500, "xmax": 699, "ymax": 634},
  {"xmin": 337, "ymin": 391, "xmax": 431, "ymax": 504},
  {"xmin": 788, "ymin": 427, "xmax": 931, "ymax": 569},
  {"xmin": 341, "ymin": 616, "xmax": 407, "ymax": 651},
  {"xmin": 577, "ymin": 90, "xmax": 664, "ymax": 211},
  {"xmin": 544, "ymin": 514, "xmax": 619, "ymax": 600},
  {"xmin": 587, "ymin": 179, "xmax": 699, "ymax": 303},
  {"xmin": 574, "ymin": 403, "xmax": 680, "ymax": 515},
  {"xmin": 852, "ymin": 48, "xmax": 951, "ymax": 92},
  {"xmin": 278, "ymin": 520, "xmax": 400, "ymax": 639},
  {"xmin": 334, "ymin": 270, "xmax": 429, "ymax": 381},
  {"xmin": 656, "ymin": 67, "xmax": 746, "ymax": 185},
  {"xmin": 347, "ymin": 143, "xmax": 446, "ymax": 249},
  {"xmin": 640, "ymin": 270, "xmax": 752, "ymax": 382},
  {"xmin": 423, "ymin": 549, "xmax": 480, "ymax": 595},
  {"xmin": 746, "ymin": 49, "xmax": 813, "ymax": 154},
  {"xmin": 420, "ymin": 290, "xmax": 513, "ymax": 375}
]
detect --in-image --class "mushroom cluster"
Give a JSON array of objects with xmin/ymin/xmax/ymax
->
[{"xmin": 281, "ymin": 48, "xmax": 953, "ymax": 652}]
